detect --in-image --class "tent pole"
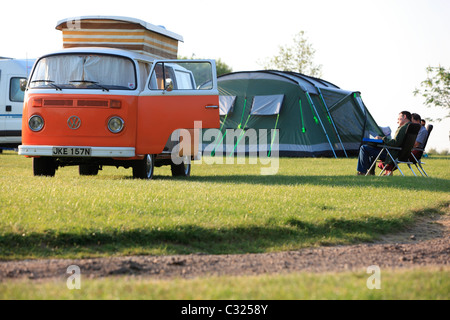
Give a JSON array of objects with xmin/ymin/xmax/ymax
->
[
  {"xmin": 299, "ymin": 99, "xmax": 306, "ymax": 133},
  {"xmin": 268, "ymin": 113, "xmax": 280, "ymax": 157},
  {"xmin": 230, "ymin": 97, "xmax": 251, "ymax": 156},
  {"xmin": 238, "ymin": 98, "xmax": 248, "ymax": 129},
  {"xmin": 230, "ymin": 114, "xmax": 252, "ymax": 156},
  {"xmin": 317, "ymin": 88, "xmax": 348, "ymax": 158},
  {"xmin": 211, "ymin": 113, "xmax": 229, "ymax": 156},
  {"xmin": 306, "ymin": 92, "xmax": 337, "ymax": 158}
]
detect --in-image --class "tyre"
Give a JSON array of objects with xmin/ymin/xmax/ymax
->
[
  {"xmin": 132, "ymin": 154, "xmax": 155, "ymax": 179},
  {"xmin": 79, "ymin": 164, "xmax": 99, "ymax": 176},
  {"xmin": 33, "ymin": 157, "xmax": 56, "ymax": 177},
  {"xmin": 171, "ymin": 156, "xmax": 191, "ymax": 177}
]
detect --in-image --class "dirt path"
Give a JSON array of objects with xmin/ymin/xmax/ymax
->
[{"xmin": 1, "ymin": 212, "xmax": 449, "ymax": 281}]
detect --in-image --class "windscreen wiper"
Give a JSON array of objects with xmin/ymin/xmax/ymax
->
[
  {"xmin": 70, "ymin": 80, "xmax": 110, "ymax": 92},
  {"xmin": 31, "ymin": 80, "xmax": 62, "ymax": 91}
]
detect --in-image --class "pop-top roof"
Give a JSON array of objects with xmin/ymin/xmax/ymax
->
[
  {"xmin": 56, "ymin": 16, "xmax": 183, "ymax": 42},
  {"xmin": 55, "ymin": 16, "xmax": 183, "ymax": 59}
]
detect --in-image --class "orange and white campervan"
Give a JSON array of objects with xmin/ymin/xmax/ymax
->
[{"xmin": 18, "ymin": 16, "xmax": 219, "ymax": 179}]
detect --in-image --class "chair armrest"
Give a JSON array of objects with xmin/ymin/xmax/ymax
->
[{"xmin": 378, "ymin": 145, "xmax": 401, "ymax": 150}]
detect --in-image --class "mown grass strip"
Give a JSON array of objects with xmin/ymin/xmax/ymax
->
[{"xmin": 1, "ymin": 268, "xmax": 448, "ymax": 300}]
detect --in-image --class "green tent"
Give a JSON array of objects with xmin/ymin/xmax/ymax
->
[{"xmin": 203, "ymin": 70, "xmax": 383, "ymax": 157}]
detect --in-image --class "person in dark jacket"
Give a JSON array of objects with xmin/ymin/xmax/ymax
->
[{"xmin": 357, "ymin": 111, "xmax": 412, "ymax": 175}]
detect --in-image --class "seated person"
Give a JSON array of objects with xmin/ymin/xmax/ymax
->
[
  {"xmin": 357, "ymin": 111, "xmax": 412, "ymax": 175},
  {"xmin": 410, "ymin": 113, "xmax": 428, "ymax": 161}
]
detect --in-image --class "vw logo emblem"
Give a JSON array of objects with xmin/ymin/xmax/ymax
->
[{"xmin": 68, "ymin": 116, "xmax": 81, "ymax": 130}]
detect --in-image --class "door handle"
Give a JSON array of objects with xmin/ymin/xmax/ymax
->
[
  {"xmin": 6, "ymin": 105, "xmax": 12, "ymax": 112},
  {"xmin": 205, "ymin": 105, "xmax": 219, "ymax": 109}
]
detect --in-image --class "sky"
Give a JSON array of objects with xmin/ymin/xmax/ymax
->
[{"xmin": 1, "ymin": 0, "xmax": 449, "ymax": 151}]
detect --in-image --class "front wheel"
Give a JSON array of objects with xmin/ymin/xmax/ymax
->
[
  {"xmin": 132, "ymin": 154, "xmax": 155, "ymax": 179},
  {"xmin": 171, "ymin": 156, "xmax": 191, "ymax": 177},
  {"xmin": 33, "ymin": 157, "xmax": 56, "ymax": 177}
]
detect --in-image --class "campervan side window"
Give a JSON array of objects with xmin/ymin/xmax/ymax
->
[
  {"xmin": 149, "ymin": 61, "xmax": 213, "ymax": 91},
  {"xmin": 149, "ymin": 63, "xmax": 176, "ymax": 90},
  {"xmin": 10, "ymin": 77, "xmax": 26, "ymax": 102},
  {"xmin": 175, "ymin": 70, "xmax": 195, "ymax": 89},
  {"xmin": 30, "ymin": 54, "xmax": 137, "ymax": 90},
  {"xmin": 138, "ymin": 61, "xmax": 151, "ymax": 91}
]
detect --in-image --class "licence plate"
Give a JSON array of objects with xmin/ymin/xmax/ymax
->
[{"xmin": 52, "ymin": 147, "xmax": 92, "ymax": 157}]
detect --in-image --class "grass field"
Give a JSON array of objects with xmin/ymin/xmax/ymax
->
[
  {"xmin": 0, "ymin": 151, "xmax": 449, "ymax": 259},
  {"xmin": 0, "ymin": 151, "xmax": 449, "ymax": 299}
]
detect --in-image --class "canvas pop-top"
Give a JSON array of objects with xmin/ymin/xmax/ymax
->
[{"xmin": 18, "ymin": 16, "xmax": 220, "ymax": 178}]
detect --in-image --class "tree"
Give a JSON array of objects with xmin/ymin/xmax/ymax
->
[
  {"xmin": 261, "ymin": 31, "xmax": 323, "ymax": 77},
  {"xmin": 215, "ymin": 58, "xmax": 233, "ymax": 76},
  {"xmin": 413, "ymin": 65, "xmax": 450, "ymax": 121}
]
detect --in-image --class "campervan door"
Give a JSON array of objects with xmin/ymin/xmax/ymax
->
[
  {"xmin": 0, "ymin": 59, "xmax": 33, "ymax": 149},
  {"xmin": 137, "ymin": 60, "xmax": 219, "ymax": 156}
]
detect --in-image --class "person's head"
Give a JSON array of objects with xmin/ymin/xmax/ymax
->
[
  {"xmin": 411, "ymin": 113, "xmax": 421, "ymax": 124},
  {"xmin": 398, "ymin": 111, "xmax": 412, "ymax": 126},
  {"xmin": 421, "ymin": 119, "xmax": 426, "ymax": 127}
]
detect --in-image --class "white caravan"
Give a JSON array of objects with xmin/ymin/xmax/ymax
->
[{"xmin": 0, "ymin": 58, "xmax": 34, "ymax": 150}]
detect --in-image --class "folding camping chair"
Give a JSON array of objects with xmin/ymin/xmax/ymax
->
[
  {"xmin": 409, "ymin": 124, "xmax": 433, "ymax": 177},
  {"xmin": 366, "ymin": 123, "xmax": 421, "ymax": 176}
]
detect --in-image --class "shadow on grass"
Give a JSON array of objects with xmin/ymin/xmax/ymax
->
[
  {"xmin": 1, "ymin": 204, "xmax": 447, "ymax": 259},
  {"xmin": 167, "ymin": 174, "xmax": 450, "ymax": 192}
]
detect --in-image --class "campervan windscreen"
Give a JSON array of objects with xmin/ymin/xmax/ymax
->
[{"xmin": 29, "ymin": 54, "xmax": 137, "ymax": 90}]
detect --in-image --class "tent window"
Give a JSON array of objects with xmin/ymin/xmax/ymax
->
[
  {"xmin": 321, "ymin": 89, "xmax": 347, "ymax": 109},
  {"xmin": 219, "ymin": 96, "xmax": 236, "ymax": 116},
  {"xmin": 250, "ymin": 95, "xmax": 284, "ymax": 115}
]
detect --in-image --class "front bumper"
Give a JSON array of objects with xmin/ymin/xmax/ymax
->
[{"xmin": 18, "ymin": 145, "xmax": 135, "ymax": 158}]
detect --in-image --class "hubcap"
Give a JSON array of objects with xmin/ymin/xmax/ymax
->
[{"xmin": 145, "ymin": 155, "xmax": 153, "ymax": 178}]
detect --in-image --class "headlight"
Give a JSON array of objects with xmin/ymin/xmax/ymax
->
[
  {"xmin": 29, "ymin": 115, "xmax": 44, "ymax": 132},
  {"xmin": 107, "ymin": 117, "xmax": 124, "ymax": 133}
]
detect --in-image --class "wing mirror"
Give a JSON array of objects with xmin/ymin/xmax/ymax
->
[
  {"xmin": 165, "ymin": 79, "xmax": 174, "ymax": 92},
  {"xmin": 20, "ymin": 79, "xmax": 28, "ymax": 91}
]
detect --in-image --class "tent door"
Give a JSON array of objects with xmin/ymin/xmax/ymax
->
[
  {"xmin": 317, "ymin": 87, "xmax": 348, "ymax": 157},
  {"xmin": 306, "ymin": 92, "xmax": 337, "ymax": 158}
]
